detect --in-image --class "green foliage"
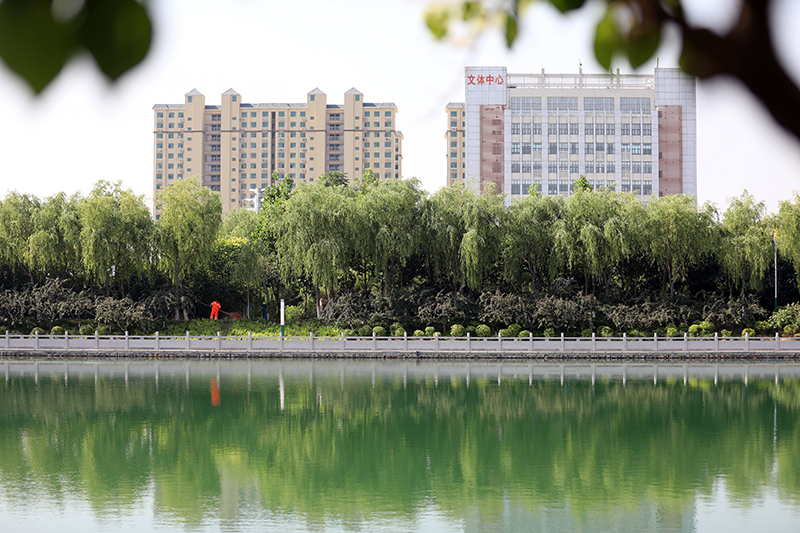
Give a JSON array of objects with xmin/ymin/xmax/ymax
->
[
  {"xmin": 394, "ymin": 327, "xmax": 406, "ymax": 337},
  {"xmin": 30, "ymin": 327, "xmax": 44, "ymax": 335},
  {"xmin": 425, "ymin": 326, "xmax": 436, "ymax": 337},
  {"xmin": 688, "ymin": 324, "xmax": 702, "ymax": 337},
  {"xmin": 543, "ymin": 327, "xmax": 555, "ymax": 338},
  {"xmin": 413, "ymin": 330, "xmax": 425, "ymax": 337},
  {"xmin": 581, "ymin": 328, "xmax": 593, "ymax": 338},
  {"xmin": 600, "ymin": 326, "xmax": 614, "ymax": 338},
  {"xmin": 50, "ymin": 326, "xmax": 64, "ymax": 336},
  {"xmin": 699, "ymin": 321, "xmax": 715, "ymax": 336},
  {"xmin": 372, "ymin": 326, "xmax": 386, "ymax": 336},
  {"xmin": 285, "ymin": 305, "xmax": 303, "ymax": 323},
  {"xmin": 499, "ymin": 328, "xmax": 514, "ymax": 338},
  {"xmin": 518, "ymin": 330, "xmax": 531, "ymax": 338},
  {"xmin": 742, "ymin": 328, "xmax": 756, "ymax": 337},
  {"xmin": 666, "ymin": 326, "xmax": 679, "ymax": 338},
  {"xmin": 358, "ymin": 325, "xmax": 372, "ymax": 337},
  {"xmin": 628, "ymin": 329, "xmax": 642, "ymax": 337},
  {"xmin": 754, "ymin": 321, "xmax": 772, "ymax": 334},
  {"xmin": 784, "ymin": 325, "xmax": 798, "ymax": 336},
  {"xmin": 475, "ymin": 324, "xmax": 491, "ymax": 337},
  {"xmin": 450, "ymin": 324, "xmax": 466, "ymax": 337},
  {"xmin": 79, "ymin": 324, "xmax": 95, "ymax": 336},
  {"xmin": 770, "ymin": 304, "xmax": 800, "ymax": 330},
  {"xmin": 721, "ymin": 329, "xmax": 733, "ymax": 338},
  {"xmin": 507, "ymin": 324, "xmax": 522, "ymax": 336},
  {"xmin": 0, "ymin": 0, "xmax": 152, "ymax": 92}
]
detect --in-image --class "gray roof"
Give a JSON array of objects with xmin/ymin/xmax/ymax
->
[
  {"xmin": 308, "ymin": 87, "xmax": 326, "ymax": 95},
  {"xmin": 446, "ymin": 102, "xmax": 465, "ymax": 108},
  {"xmin": 222, "ymin": 88, "xmax": 240, "ymax": 95},
  {"xmin": 345, "ymin": 87, "xmax": 362, "ymax": 95},
  {"xmin": 153, "ymin": 104, "xmax": 185, "ymax": 109},
  {"xmin": 185, "ymin": 88, "xmax": 203, "ymax": 96}
]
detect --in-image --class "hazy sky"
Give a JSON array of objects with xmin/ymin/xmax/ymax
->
[{"xmin": 1, "ymin": 0, "xmax": 799, "ymax": 214}]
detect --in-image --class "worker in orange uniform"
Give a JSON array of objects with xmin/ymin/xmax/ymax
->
[{"xmin": 210, "ymin": 300, "xmax": 221, "ymax": 320}]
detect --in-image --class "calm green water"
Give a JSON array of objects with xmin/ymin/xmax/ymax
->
[{"xmin": 1, "ymin": 360, "xmax": 799, "ymax": 532}]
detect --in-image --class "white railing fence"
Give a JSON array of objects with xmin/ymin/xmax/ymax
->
[{"xmin": 2, "ymin": 331, "xmax": 800, "ymax": 356}]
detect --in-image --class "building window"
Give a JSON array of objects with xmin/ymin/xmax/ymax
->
[
  {"xmin": 632, "ymin": 143, "xmax": 642, "ymax": 155},
  {"xmin": 622, "ymin": 143, "xmax": 630, "ymax": 152},
  {"xmin": 532, "ymin": 123, "xmax": 542, "ymax": 135},
  {"xmin": 632, "ymin": 124, "xmax": 641, "ymax": 136},
  {"xmin": 548, "ymin": 161, "xmax": 557, "ymax": 173},
  {"xmin": 570, "ymin": 161, "xmax": 579, "ymax": 173},
  {"xmin": 643, "ymin": 162, "xmax": 652, "ymax": 173},
  {"xmin": 595, "ymin": 123, "xmax": 605, "ymax": 135},
  {"xmin": 569, "ymin": 123, "xmax": 579, "ymax": 135},
  {"xmin": 511, "ymin": 143, "xmax": 520, "ymax": 154},
  {"xmin": 521, "ymin": 123, "xmax": 531, "ymax": 135},
  {"xmin": 643, "ymin": 124, "xmax": 652, "ymax": 136},
  {"xmin": 607, "ymin": 143, "xmax": 616, "ymax": 154},
  {"xmin": 532, "ymin": 142, "xmax": 541, "ymax": 152},
  {"xmin": 559, "ymin": 142, "xmax": 568, "ymax": 152},
  {"xmin": 632, "ymin": 162, "xmax": 642, "ymax": 173},
  {"xmin": 596, "ymin": 142, "xmax": 605, "ymax": 152},
  {"xmin": 607, "ymin": 124, "xmax": 615, "ymax": 135},
  {"xmin": 492, "ymin": 162, "xmax": 502, "ymax": 173},
  {"xmin": 607, "ymin": 162, "xmax": 615, "ymax": 173},
  {"xmin": 570, "ymin": 143, "xmax": 579, "ymax": 155},
  {"xmin": 548, "ymin": 143, "xmax": 557, "ymax": 154},
  {"xmin": 548, "ymin": 124, "xmax": 557, "ymax": 135},
  {"xmin": 585, "ymin": 123, "xmax": 594, "ymax": 135},
  {"xmin": 511, "ymin": 123, "xmax": 520, "ymax": 135},
  {"xmin": 585, "ymin": 143, "xmax": 594, "ymax": 155},
  {"xmin": 511, "ymin": 162, "xmax": 521, "ymax": 173},
  {"xmin": 621, "ymin": 124, "xmax": 630, "ymax": 135},
  {"xmin": 643, "ymin": 143, "xmax": 652, "ymax": 155},
  {"xmin": 585, "ymin": 162, "xmax": 594, "ymax": 174}
]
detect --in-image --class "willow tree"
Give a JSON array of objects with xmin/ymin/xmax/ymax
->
[
  {"xmin": 646, "ymin": 194, "xmax": 717, "ymax": 298},
  {"xmin": 79, "ymin": 181, "xmax": 152, "ymax": 297},
  {"xmin": 155, "ymin": 177, "xmax": 221, "ymax": 318},
  {"xmin": 428, "ymin": 184, "xmax": 504, "ymax": 293},
  {"xmin": 719, "ymin": 191, "xmax": 772, "ymax": 297},
  {"xmin": 503, "ymin": 192, "xmax": 564, "ymax": 295},
  {"xmin": 273, "ymin": 183, "xmax": 352, "ymax": 319},
  {"xmin": 777, "ymin": 193, "xmax": 800, "ymax": 290},
  {"xmin": 0, "ymin": 192, "xmax": 40, "ymax": 284},
  {"xmin": 28, "ymin": 192, "xmax": 83, "ymax": 285},
  {"xmin": 556, "ymin": 189, "xmax": 645, "ymax": 295},
  {"xmin": 357, "ymin": 178, "xmax": 425, "ymax": 294}
]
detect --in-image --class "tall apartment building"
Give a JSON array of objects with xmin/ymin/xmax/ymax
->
[
  {"xmin": 447, "ymin": 66, "xmax": 696, "ymax": 200},
  {"xmin": 445, "ymin": 102, "xmax": 466, "ymax": 186},
  {"xmin": 153, "ymin": 88, "xmax": 403, "ymax": 213}
]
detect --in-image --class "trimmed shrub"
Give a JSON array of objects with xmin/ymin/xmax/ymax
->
[
  {"xmin": 628, "ymin": 329, "xmax": 641, "ymax": 337},
  {"xmin": 51, "ymin": 326, "xmax": 65, "ymax": 336},
  {"xmin": 581, "ymin": 328, "xmax": 593, "ymax": 338},
  {"xmin": 466, "ymin": 325, "xmax": 476, "ymax": 334},
  {"xmin": 97, "ymin": 325, "xmax": 110, "ymax": 335},
  {"xmin": 508, "ymin": 324, "xmax": 522, "ymax": 336},
  {"xmin": 666, "ymin": 326, "xmax": 679, "ymax": 337},
  {"xmin": 475, "ymin": 324, "xmax": 491, "ymax": 337},
  {"xmin": 390, "ymin": 322, "xmax": 403, "ymax": 334},
  {"xmin": 499, "ymin": 328, "xmax": 514, "ymax": 337},
  {"xmin": 721, "ymin": 329, "xmax": 733, "ymax": 337},
  {"xmin": 343, "ymin": 329, "xmax": 357, "ymax": 337},
  {"xmin": 518, "ymin": 330, "xmax": 531, "ymax": 338},
  {"xmin": 450, "ymin": 324, "xmax": 466, "ymax": 337},
  {"xmin": 742, "ymin": 328, "xmax": 756, "ymax": 337},
  {"xmin": 543, "ymin": 327, "xmax": 555, "ymax": 338},
  {"xmin": 30, "ymin": 327, "xmax": 45, "ymax": 336},
  {"xmin": 425, "ymin": 326, "xmax": 436, "ymax": 337},
  {"xmin": 600, "ymin": 326, "xmax": 614, "ymax": 338},
  {"xmin": 372, "ymin": 326, "xmax": 387, "ymax": 337},
  {"xmin": 358, "ymin": 325, "xmax": 372, "ymax": 337},
  {"xmin": 79, "ymin": 324, "xmax": 95, "ymax": 336},
  {"xmin": 413, "ymin": 330, "xmax": 425, "ymax": 337},
  {"xmin": 784, "ymin": 324, "xmax": 798, "ymax": 336},
  {"xmin": 755, "ymin": 320, "xmax": 772, "ymax": 334},
  {"xmin": 678, "ymin": 323, "xmax": 688, "ymax": 333},
  {"xmin": 688, "ymin": 324, "xmax": 702, "ymax": 337},
  {"xmin": 699, "ymin": 321, "xmax": 715, "ymax": 336},
  {"xmin": 394, "ymin": 327, "xmax": 406, "ymax": 337}
]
